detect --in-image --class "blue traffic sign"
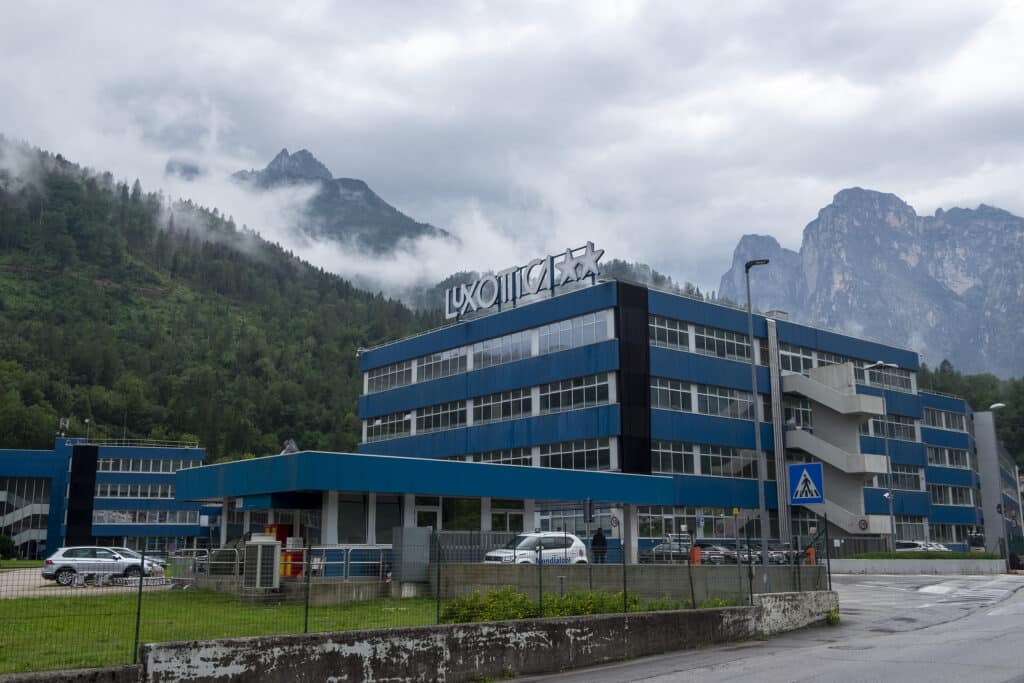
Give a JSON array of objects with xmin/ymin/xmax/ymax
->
[{"xmin": 788, "ymin": 463, "xmax": 825, "ymax": 505}]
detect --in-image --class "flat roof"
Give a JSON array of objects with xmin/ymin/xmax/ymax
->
[{"xmin": 176, "ymin": 450, "xmax": 676, "ymax": 506}]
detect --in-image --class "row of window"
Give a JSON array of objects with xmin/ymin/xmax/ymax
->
[
  {"xmin": 860, "ymin": 414, "xmax": 918, "ymax": 441},
  {"xmin": 652, "ymin": 440, "xmax": 772, "ymax": 480},
  {"xmin": 649, "ymin": 316, "xmax": 756, "ymax": 364},
  {"xmin": 92, "ymin": 510, "xmax": 200, "ymax": 525},
  {"xmin": 778, "ymin": 342, "xmax": 915, "ymax": 393},
  {"xmin": 875, "ymin": 465, "xmax": 923, "ymax": 491},
  {"xmin": 366, "ymin": 373, "xmax": 613, "ymax": 442},
  {"xmin": 366, "ymin": 310, "xmax": 613, "ymax": 394},
  {"xmin": 96, "ymin": 458, "xmax": 201, "ymax": 473},
  {"xmin": 927, "ymin": 446, "xmax": 971, "ymax": 469},
  {"xmin": 924, "ymin": 408, "xmax": 967, "ymax": 432},
  {"xmin": 95, "ymin": 483, "xmax": 176, "ymax": 499},
  {"xmin": 650, "ymin": 377, "xmax": 754, "ymax": 420},
  {"xmin": 928, "ymin": 484, "xmax": 974, "ymax": 507}
]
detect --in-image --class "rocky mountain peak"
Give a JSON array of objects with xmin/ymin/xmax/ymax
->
[
  {"xmin": 717, "ymin": 189, "xmax": 1024, "ymax": 377},
  {"xmin": 264, "ymin": 148, "xmax": 333, "ymax": 182}
]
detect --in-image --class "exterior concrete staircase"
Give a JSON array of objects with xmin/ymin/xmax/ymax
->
[
  {"xmin": 785, "ymin": 429, "xmax": 889, "ymax": 475},
  {"xmin": 782, "ymin": 371, "xmax": 884, "ymax": 416}
]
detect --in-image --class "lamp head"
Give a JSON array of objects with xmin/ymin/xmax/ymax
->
[
  {"xmin": 990, "ymin": 403, "xmax": 1007, "ymax": 411},
  {"xmin": 744, "ymin": 258, "xmax": 770, "ymax": 272}
]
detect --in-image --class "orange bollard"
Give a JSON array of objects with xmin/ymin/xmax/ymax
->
[
  {"xmin": 805, "ymin": 546, "xmax": 816, "ymax": 565},
  {"xmin": 690, "ymin": 545, "xmax": 702, "ymax": 565}
]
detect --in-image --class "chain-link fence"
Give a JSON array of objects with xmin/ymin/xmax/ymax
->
[{"xmin": 0, "ymin": 531, "xmax": 828, "ymax": 675}]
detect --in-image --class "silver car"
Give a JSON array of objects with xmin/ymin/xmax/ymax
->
[{"xmin": 41, "ymin": 546, "xmax": 160, "ymax": 585}]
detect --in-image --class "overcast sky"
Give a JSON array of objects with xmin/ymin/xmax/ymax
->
[{"xmin": 2, "ymin": 1, "xmax": 1023, "ymax": 294}]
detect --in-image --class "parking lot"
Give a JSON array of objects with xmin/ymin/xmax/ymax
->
[{"xmin": 0, "ymin": 567, "xmax": 171, "ymax": 598}]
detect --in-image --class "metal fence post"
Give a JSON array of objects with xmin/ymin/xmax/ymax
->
[
  {"xmin": 537, "ymin": 542, "xmax": 544, "ymax": 617},
  {"xmin": 794, "ymin": 535, "xmax": 801, "ymax": 592},
  {"xmin": 133, "ymin": 546, "xmax": 145, "ymax": 664},
  {"xmin": 745, "ymin": 525, "xmax": 754, "ymax": 601},
  {"xmin": 687, "ymin": 558, "xmax": 697, "ymax": 609},
  {"xmin": 621, "ymin": 539, "xmax": 627, "ymax": 613},
  {"xmin": 435, "ymin": 533, "xmax": 442, "ymax": 625},
  {"xmin": 823, "ymin": 514, "xmax": 833, "ymax": 592},
  {"xmin": 304, "ymin": 546, "xmax": 312, "ymax": 634}
]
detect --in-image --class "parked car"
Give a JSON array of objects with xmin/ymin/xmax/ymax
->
[
  {"xmin": 895, "ymin": 541, "xmax": 929, "ymax": 552},
  {"xmin": 640, "ymin": 539, "xmax": 692, "ymax": 564},
  {"xmin": 691, "ymin": 541, "xmax": 732, "ymax": 564},
  {"xmin": 924, "ymin": 542, "xmax": 951, "ymax": 552},
  {"xmin": 42, "ymin": 546, "xmax": 161, "ymax": 585},
  {"xmin": 484, "ymin": 532, "xmax": 589, "ymax": 564},
  {"xmin": 110, "ymin": 547, "xmax": 168, "ymax": 569}
]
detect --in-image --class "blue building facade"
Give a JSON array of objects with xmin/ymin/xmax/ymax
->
[
  {"xmin": 0, "ymin": 438, "xmax": 207, "ymax": 558},
  {"xmin": 169, "ymin": 273, "xmax": 1011, "ymax": 560}
]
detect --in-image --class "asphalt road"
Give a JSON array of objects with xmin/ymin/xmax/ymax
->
[{"xmin": 521, "ymin": 574, "xmax": 1024, "ymax": 683}]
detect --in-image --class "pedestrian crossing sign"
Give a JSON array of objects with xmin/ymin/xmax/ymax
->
[{"xmin": 788, "ymin": 463, "xmax": 825, "ymax": 505}]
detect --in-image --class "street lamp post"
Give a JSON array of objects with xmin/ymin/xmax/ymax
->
[
  {"xmin": 744, "ymin": 258, "xmax": 770, "ymax": 591},
  {"xmin": 990, "ymin": 402, "xmax": 1009, "ymax": 570},
  {"xmin": 866, "ymin": 361, "xmax": 899, "ymax": 553}
]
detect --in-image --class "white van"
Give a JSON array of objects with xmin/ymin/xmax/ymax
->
[{"xmin": 484, "ymin": 532, "xmax": 589, "ymax": 564}]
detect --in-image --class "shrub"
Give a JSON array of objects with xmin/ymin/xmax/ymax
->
[
  {"xmin": 826, "ymin": 608, "xmax": 840, "ymax": 626},
  {"xmin": 441, "ymin": 587, "xmax": 538, "ymax": 623},
  {"xmin": 441, "ymin": 588, "xmax": 693, "ymax": 623},
  {"xmin": 0, "ymin": 535, "xmax": 15, "ymax": 560}
]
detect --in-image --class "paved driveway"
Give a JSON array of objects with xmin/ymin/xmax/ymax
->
[{"xmin": 0, "ymin": 567, "xmax": 170, "ymax": 598}]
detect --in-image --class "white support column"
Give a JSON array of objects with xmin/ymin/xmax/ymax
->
[
  {"xmin": 481, "ymin": 497, "xmax": 492, "ymax": 531},
  {"xmin": 623, "ymin": 504, "xmax": 639, "ymax": 564},
  {"xmin": 465, "ymin": 399, "xmax": 475, "ymax": 426},
  {"xmin": 408, "ymin": 410, "xmax": 417, "ymax": 436},
  {"xmin": 366, "ymin": 493, "xmax": 377, "ymax": 544},
  {"xmin": 267, "ymin": 509, "xmax": 275, "ymax": 525},
  {"xmin": 608, "ymin": 437, "xmax": 620, "ymax": 471},
  {"xmin": 530, "ymin": 328, "xmax": 540, "ymax": 356},
  {"xmin": 322, "ymin": 491, "xmax": 339, "ymax": 545},
  {"xmin": 607, "ymin": 371, "xmax": 618, "ymax": 404},
  {"xmin": 403, "ymin": 493, "xmax": 416, "ymax": 527},
  {"xmin": 531, "ymin": 446, "xmax": 541, "ymax": 468},
  {"xmin": 524, "ymin": 499, "xmax": 537, "ymax": 532},
  {"xmin": 219, "ymin": 498, "xmax": 229, "ymax": 547},
  {"xmin": 687, "ymin": 324, "xmax": 697, "ymax": 353},
  {"xmin": 531, "ymin": 387, "xmax": 541, "ymax": 416},
  {"xmin": 242, "ymin": 510, "xmax": 251, "ymax": 535}
]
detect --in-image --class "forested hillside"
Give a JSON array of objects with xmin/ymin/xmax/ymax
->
[{"xmin": 0, "ymin": 139, "xmax": 436, "ymax": 461}]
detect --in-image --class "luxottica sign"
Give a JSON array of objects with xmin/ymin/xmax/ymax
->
[{"xmin": 444, "ymin": 241, "xmax": 605, "ymax": 320}]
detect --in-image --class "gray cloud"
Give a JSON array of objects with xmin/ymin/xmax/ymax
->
[{"xmin": 2, "ymin": 1, "xmax": 1021, "ymax": 294}]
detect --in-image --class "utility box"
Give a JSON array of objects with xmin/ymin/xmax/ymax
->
[
  {"xmin": 243, "ymin": 535, "xmax": 281, "ymax": 589},
  {"xmin": 392, "ymin": 526, "xmax": 431, "ymax": 582}
]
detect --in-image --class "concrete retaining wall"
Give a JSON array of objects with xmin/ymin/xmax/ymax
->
[
  {"xmin": 0, "ymin": 665, "xmax": 140, "ymax": 683},
  {"xmin": 138, "ymin": 591, "xmax": 837, "ymax": 683},
  {"xmin": 435, "ymin": 563, "xmax": 826, "ymax": 604},
  {"xmin": 830, "ymin": 559, "xmax": 1005, "ymax": 575}
]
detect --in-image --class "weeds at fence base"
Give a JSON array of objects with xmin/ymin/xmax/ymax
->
[
  {"xmin": 826, "ymin": 608, "xmax": 840, "ymax": 626},
  {"xmin": 439, "ymin": 587, "xmax": 739, "ymax": 624}
]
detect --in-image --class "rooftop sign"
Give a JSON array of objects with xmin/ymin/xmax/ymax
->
[{"xmin": 444, "ymin": 242, "xmax": 605, "ymax": 320}]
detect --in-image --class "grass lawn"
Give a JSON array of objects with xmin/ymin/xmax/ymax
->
[
  {"xmin": 0, "ymin": 560, "xmax": 44, "ymax": 570},
  {"xmin": 0, "ymin": 590, "xmax": 438, "ymax": 674}
]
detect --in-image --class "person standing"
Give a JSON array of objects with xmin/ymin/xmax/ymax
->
[{"xmin": 592, "ymin": 528, "xmax": 608, "ymax": 563}]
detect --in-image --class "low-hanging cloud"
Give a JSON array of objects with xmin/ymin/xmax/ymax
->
[{"xmin": 2, "ymin": 1, "xmax": 1023, "ymax": 296}]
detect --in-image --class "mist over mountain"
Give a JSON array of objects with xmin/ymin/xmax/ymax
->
[
  {"xmin": 232, "ymin": 148, "xmax": 451, "ymax": 254},
  {"xmin": 718, "ymin": 188, "xmax": 1024, "ymax": 378}
]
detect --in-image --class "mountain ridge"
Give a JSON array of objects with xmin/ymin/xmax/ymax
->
[
  {"xmin": 232, "ymin": 148, "xmax": 452, "ymax": 254},
  {"xmin": 718, "ymin": 187, "xmax": 1024, "ymax": 377}
]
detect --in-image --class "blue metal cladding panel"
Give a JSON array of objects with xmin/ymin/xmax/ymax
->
[
  {"xmin": 855, "ymin": 385, "xmax": 923, "ymax": 418},
  {"xmin": 929, "ymin": 505, "xmax": 980, "ymax": 525},
  {"xmin": 864, "ymin": 488, "xmax": 930, "ymax": 516},
  {"xmin": 670, "ymin": 475, "xmax": 778, "ymax": 510},
  {"xmin": 177, "ymin": 451, "xmax": 678, "ymax": 505},
  {"xmin": 651, "ymin": 410, "xmax": 774, "ymax": 452},
  {"xmin": 775, "ymin": 320, "xmax": 919, "ymax": 370},
  {"xmin": 647, "ymin": 290, "xmax": 768, "ymax": 337},
  {"xmin": 925, "ymin": 466, "xmax": 974, "ymax": 487},
  {"xmin": 359, "ymin": 341, "xmax": 620, "ymax": 418},
  {"xmin": 357, "ymin": 405, "xmax": 621, "ymax": 459},
  {"xmin": 91, "ymin": 525, "xmax": 202, "ymax": 537},
  {"xmin": 860, "ymin": 436, "xmax": 926, "ymax": 466},
  {"xmin": 920, "ymin": 428, "xmax": 971, "ymax": 450},
  {"xmin": 360, "ymin": 282, "xmax": 619, "ymax": 370},
  {"xmin": 648, "ymin": 347, "xmax": 772, "ymax": 393},
  {"xmin": 919, "ymin": 392, "xmax": 968, "ymax": 413}
]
